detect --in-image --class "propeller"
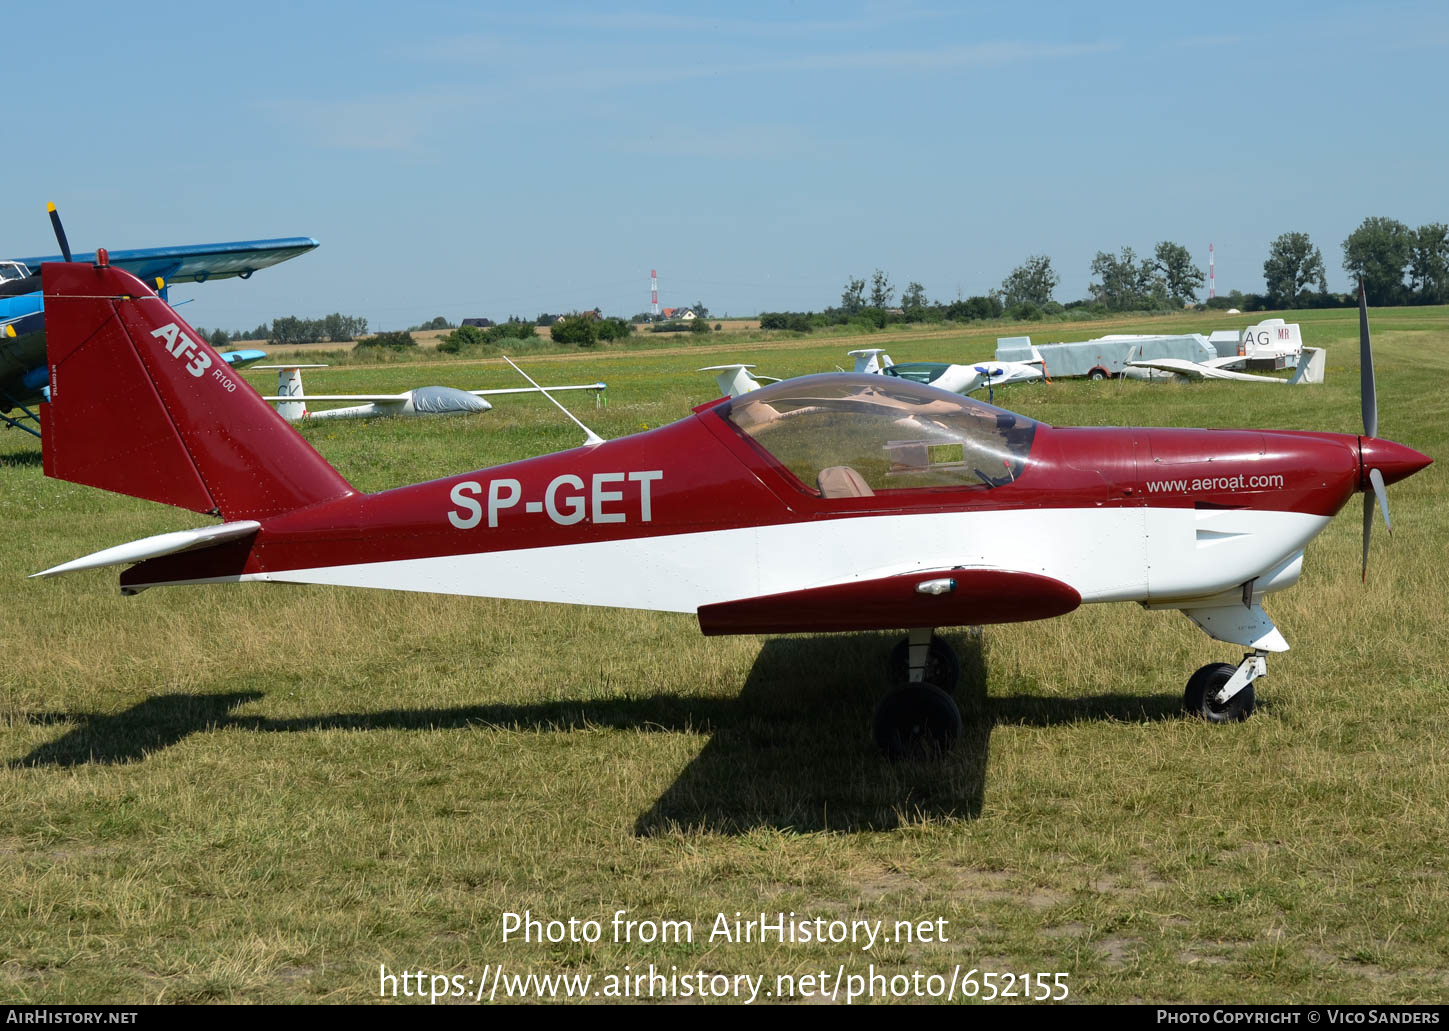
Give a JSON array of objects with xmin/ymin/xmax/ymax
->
[
  {"xmin": 47, "ymin": 202, "xmax": 72, "ymax": 262},
  {"xmin": 1359, "ymin": 278, "xmax": 1392, "ymax": 582}
]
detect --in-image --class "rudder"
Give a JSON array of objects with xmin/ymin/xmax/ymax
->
[{"xmin": 41, "ymin": 260, "xmax": 353, "ymax": 519}]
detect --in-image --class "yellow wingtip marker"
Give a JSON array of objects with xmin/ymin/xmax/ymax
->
[
  {"xmin": 3, "ymin": 325, "xmax": 15, "ymax": 338},
  {"xmin": 155, "ymin": 277, "xmax": 166, "ymax": 291},
  {"xmin": 46, "ymin": 202, "xmax": 57, "ymax": 213}
]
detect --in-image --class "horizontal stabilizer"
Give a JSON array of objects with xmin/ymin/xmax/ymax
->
[
  {"xmin": 698, "ymin": 568, "xmax": 1081, "ymax": 636},
  {"xmin": 31, "ymin": 520, "xmax": 260, "ymax": 579}
]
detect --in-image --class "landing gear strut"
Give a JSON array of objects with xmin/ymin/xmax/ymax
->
[
  {"xmin": 1184, "ymin": 651, "xmax": 1266, "ymax": 722},
  {"xmin": 874, "ymin": 628, "xmax": 963, "ymax": 760}
]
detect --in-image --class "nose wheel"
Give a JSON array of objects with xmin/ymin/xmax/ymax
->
[
  {"xmin": 875, "ymin": 628, "xmax": 963, "ymax": 759},
  {"xmin": 1184, "ymin": 653, "xmax": 1264, "ymax": 722}
]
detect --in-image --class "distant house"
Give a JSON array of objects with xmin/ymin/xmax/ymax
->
[
  {"xmin": 679, "ymin": 309, "xmax": 697, "ymax": 320},
  {"xmin": 461, "ymin": 317, "xmax": 494, "ymax": 328},
  {"xmin": 661, "ymin": 307, "xmax": 677, "ymax": 318}
]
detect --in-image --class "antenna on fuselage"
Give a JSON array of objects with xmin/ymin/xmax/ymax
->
[{"xmin": 501, "ymin": 355, "xmax": 605, "ymax": 446}]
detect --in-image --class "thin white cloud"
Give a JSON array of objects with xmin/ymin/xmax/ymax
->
[
  {"xmin": 612, "ymin": 124, "xmax": 830, "ymax": 161},
  {"xmin": 257, "ymin": 92, "xmax": 486, "ymax": 151},
  {"xmin": 265, "ymin": 37, "xmax": 1118, "ymax": 150}
]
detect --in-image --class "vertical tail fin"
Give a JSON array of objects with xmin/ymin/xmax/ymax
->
[
  {"xmin": 253, "ymin": 364, "xmax": 330, "ymax": 421},
  {"xmin": 40, "ymin": 260, "xmax": 354, "ymax": 520}
]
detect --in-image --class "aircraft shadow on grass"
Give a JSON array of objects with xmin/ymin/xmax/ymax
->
[
  {"xmin": 0, "ymin": 447, "xmax": 43, "ymax": 468},
  {"xmin": 10, "ymin": 635, "xmax": 1181, "ymax": 834}
]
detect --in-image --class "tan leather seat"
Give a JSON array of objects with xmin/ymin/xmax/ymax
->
[{"xmin": 817, "ymin": 465, "xmax": 874, "ymax": 498}]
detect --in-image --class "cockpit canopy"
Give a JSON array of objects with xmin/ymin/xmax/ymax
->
[
  {"xmin": 0, "ymin": 261, "xmax": 32, "ymax": 284},
  {"xmin": 720, "ymin": 373, "xmax": 1038, "ymax": 495}
]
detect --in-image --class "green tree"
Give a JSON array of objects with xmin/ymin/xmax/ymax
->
[
  {"xmin": 1150, "ymin": 241, "xmax": 1204, "ymax": 306},
  {"xmin": 1000, "ymin": 255, "xmax": 1058, "ymax": 307},
  {"xmin": 1409, "ymin": 223, "xmax": 1449, "ymax": 304},
  {"xmin": 868, "ymin": 269, "xmax": 894, "ymax": 309},
  {"xmin": 550, "ymin": 313, "xmax": 598, "ymax": 346},
  {"xmin": 1343, "ymin": 217, "xmax": 1413, "ymax": 304},
  {"xmin": 900, "ymin": 281, "xmax": 929, "ymax": 320},
  {"xmin": 840, "ymin": 276, "xmax": 866, "ymax": 315},
  {"xmin": 208, "ymin": 328, "xmax": 230, "ymax": 348},
  {"xmin": 1090, "ymin": 247, "xmax": 1154, "ymax": 311},
  {"xmin": 437, "ymin": 324, "xmax": 486, "ymax": 353},
  {"xmin": 1263, "ymin": 232, "xmax": 1328, "ymax": 307},
  {"xmin": 363, "ymin": 331, "xmax": 417, "ymax": 350}
]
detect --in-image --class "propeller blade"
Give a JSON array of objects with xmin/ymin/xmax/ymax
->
[
  {"xmin": 1369, "ymin": 467, "xmax": 1391, "ymax": 534},
  {"xmin": 1362, "ymin": 490, "xmax": 1373, "ymax": 583},
  {"xmin": 1359, "ymin": 277, "xmax": 1377, "ymax": 438},
  {"xmin": 47, "ymin": 202, "xmax": 72, "ymax": 263},
  {"xmin": 1361, "ymin": 468, "xmax": 1391, "ymax": 583}
]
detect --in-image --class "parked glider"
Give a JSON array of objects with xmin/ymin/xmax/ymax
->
[
  {"xmin": 256, "ymin": 364, "xmax": 607, "ymax": 421},
  {"xmin": 31, "ymin": 255, "xmax": 1431, "ymax": 759},
  {"xmin": 849, "ymin": 348, "xmax": 1045, "ymax": 399},
  {"xmin": 1, "ymin": 204, "xmax": 317, "ymax": 437},
  {"xmin": 1126, "ymin": 348, "xmax": 1326, "ymax": 385},
  {"xmin": 703, "ymin": 350, "xmax": 1044, "ymax": 401},
  {"xmin": 698, "ymin": 364, "xmax": 780, "ymax": 397}
]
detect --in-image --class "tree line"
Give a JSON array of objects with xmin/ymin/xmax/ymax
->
[
  {"xmin": 757, "ymin": 215, "xmax": 1447, "ymax": 333},
  {"xmin": 194, "ymin": 313, "xmax": 370, "ymax": 349}
]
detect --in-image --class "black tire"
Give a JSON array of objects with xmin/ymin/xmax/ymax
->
[
  {"xmin": 874, "ymin": 684, "xmax": 962, "ymax": 760},
  {"xmin": 1184, "ymin": 662, "xmax": 1256, "ymax": 722},
  {"xmin": 887, "ymin": 635, "xmax": 961, "ymax": 693},
  {"xmin": 1087, "ymin": 368, "xmax": 1108, "ymax": 381}
]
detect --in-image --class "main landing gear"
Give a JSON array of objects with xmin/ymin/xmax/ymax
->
[
  {"xmin": 874, "ymin": 628, "xmax": 963, "ymax": 760},
  {"xmin": 1184, "ymin": 651, "xmax": 1266, "ymax": 722}
]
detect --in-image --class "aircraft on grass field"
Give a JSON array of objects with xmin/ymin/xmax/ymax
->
[
  {"xmin": 29, "ymin": 255, "xmax": 1431, "ymax": 759},
  {"xmin": 848, "ymin": 348, "xmax": 1046, "ymax": 400},
  {"xmin": 255, "ymin": 364, "xmax": 607, "ymax": 421},
  {"xmin": 1, "ymin": 204, "xmax": 316, "ymax": 437},
  {"xmin": 698, "ymin": 364, "xmax": 780, "ymax": 397},
  {"xmin": 705, "ymin": 350, "xmax": 1045, "ymax": 402}
]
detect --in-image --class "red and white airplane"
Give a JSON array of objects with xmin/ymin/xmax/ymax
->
[{"xmin": 31, "ymin": 255, "xmax": 1431, "ymax": 758}]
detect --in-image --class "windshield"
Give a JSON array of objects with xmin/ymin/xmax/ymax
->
[
  {"xmin": 721, "ymin": 373, "xmax": 1037, "ymax": 495},
  {"xmin": 0, "ymin": 261, "xmax": 31, "ymax": 284}
]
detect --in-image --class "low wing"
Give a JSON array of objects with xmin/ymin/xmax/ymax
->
[
  {"xmin": 1127, "ymin": 359, "xmax": 1293, "ymax": 384},
  {"xmin": 1127, "ymin": 358, "xmax": 1210, "ymax": 380},
  {"xmin": 262, "ymin": 392, "xmax": 411, "ymax": 402},
  {"xmin": 16, "ymin": 238, "xmax": 319, "ymax": 285},
  {"xmin": 697, "ymin": 568, "xmax": 1081, "ymax": 635}
]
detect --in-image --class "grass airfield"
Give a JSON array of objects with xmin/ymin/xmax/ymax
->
[{"xmin": 1, "ymin": 307, "xmax": 1446, "ymax": 1004}]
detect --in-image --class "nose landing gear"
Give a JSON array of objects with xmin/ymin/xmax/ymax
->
[{"xmin": 1184, "ymin": 651, "xmax": 1266, "ymax": 722}]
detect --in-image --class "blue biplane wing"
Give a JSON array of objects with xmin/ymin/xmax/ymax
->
[{"xmin": 15, "ymin": 237, "xmax": 319, "ymax": 285}]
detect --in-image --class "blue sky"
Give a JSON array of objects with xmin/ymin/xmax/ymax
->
[{"xmin": 6, "ymin": 1, "xmax": 1447, "ymax": 330}]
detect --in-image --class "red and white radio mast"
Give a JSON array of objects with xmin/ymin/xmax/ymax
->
[
  {"xmin": 650, "ymin": 269, "xmax": 659, "ymax": 316},
  {"xmin": 1209, "ymin": 243, "xmax": 1215, "ymax": 300}
]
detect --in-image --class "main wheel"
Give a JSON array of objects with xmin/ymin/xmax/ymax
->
[
  {"xmin": 887, "ymin": 635, "xmax": 961, "ymax": 693},
  {"xmin": 1087, "ymin": 368, "xmax": 1108, "ymax": 381},
  {"xmin": 874, "ymin": 684, "xmax": 962, "ymax": 760},
  {"xmin": 1184, "ymin": 662, "xmax": 1256, "ymax": 722}
]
